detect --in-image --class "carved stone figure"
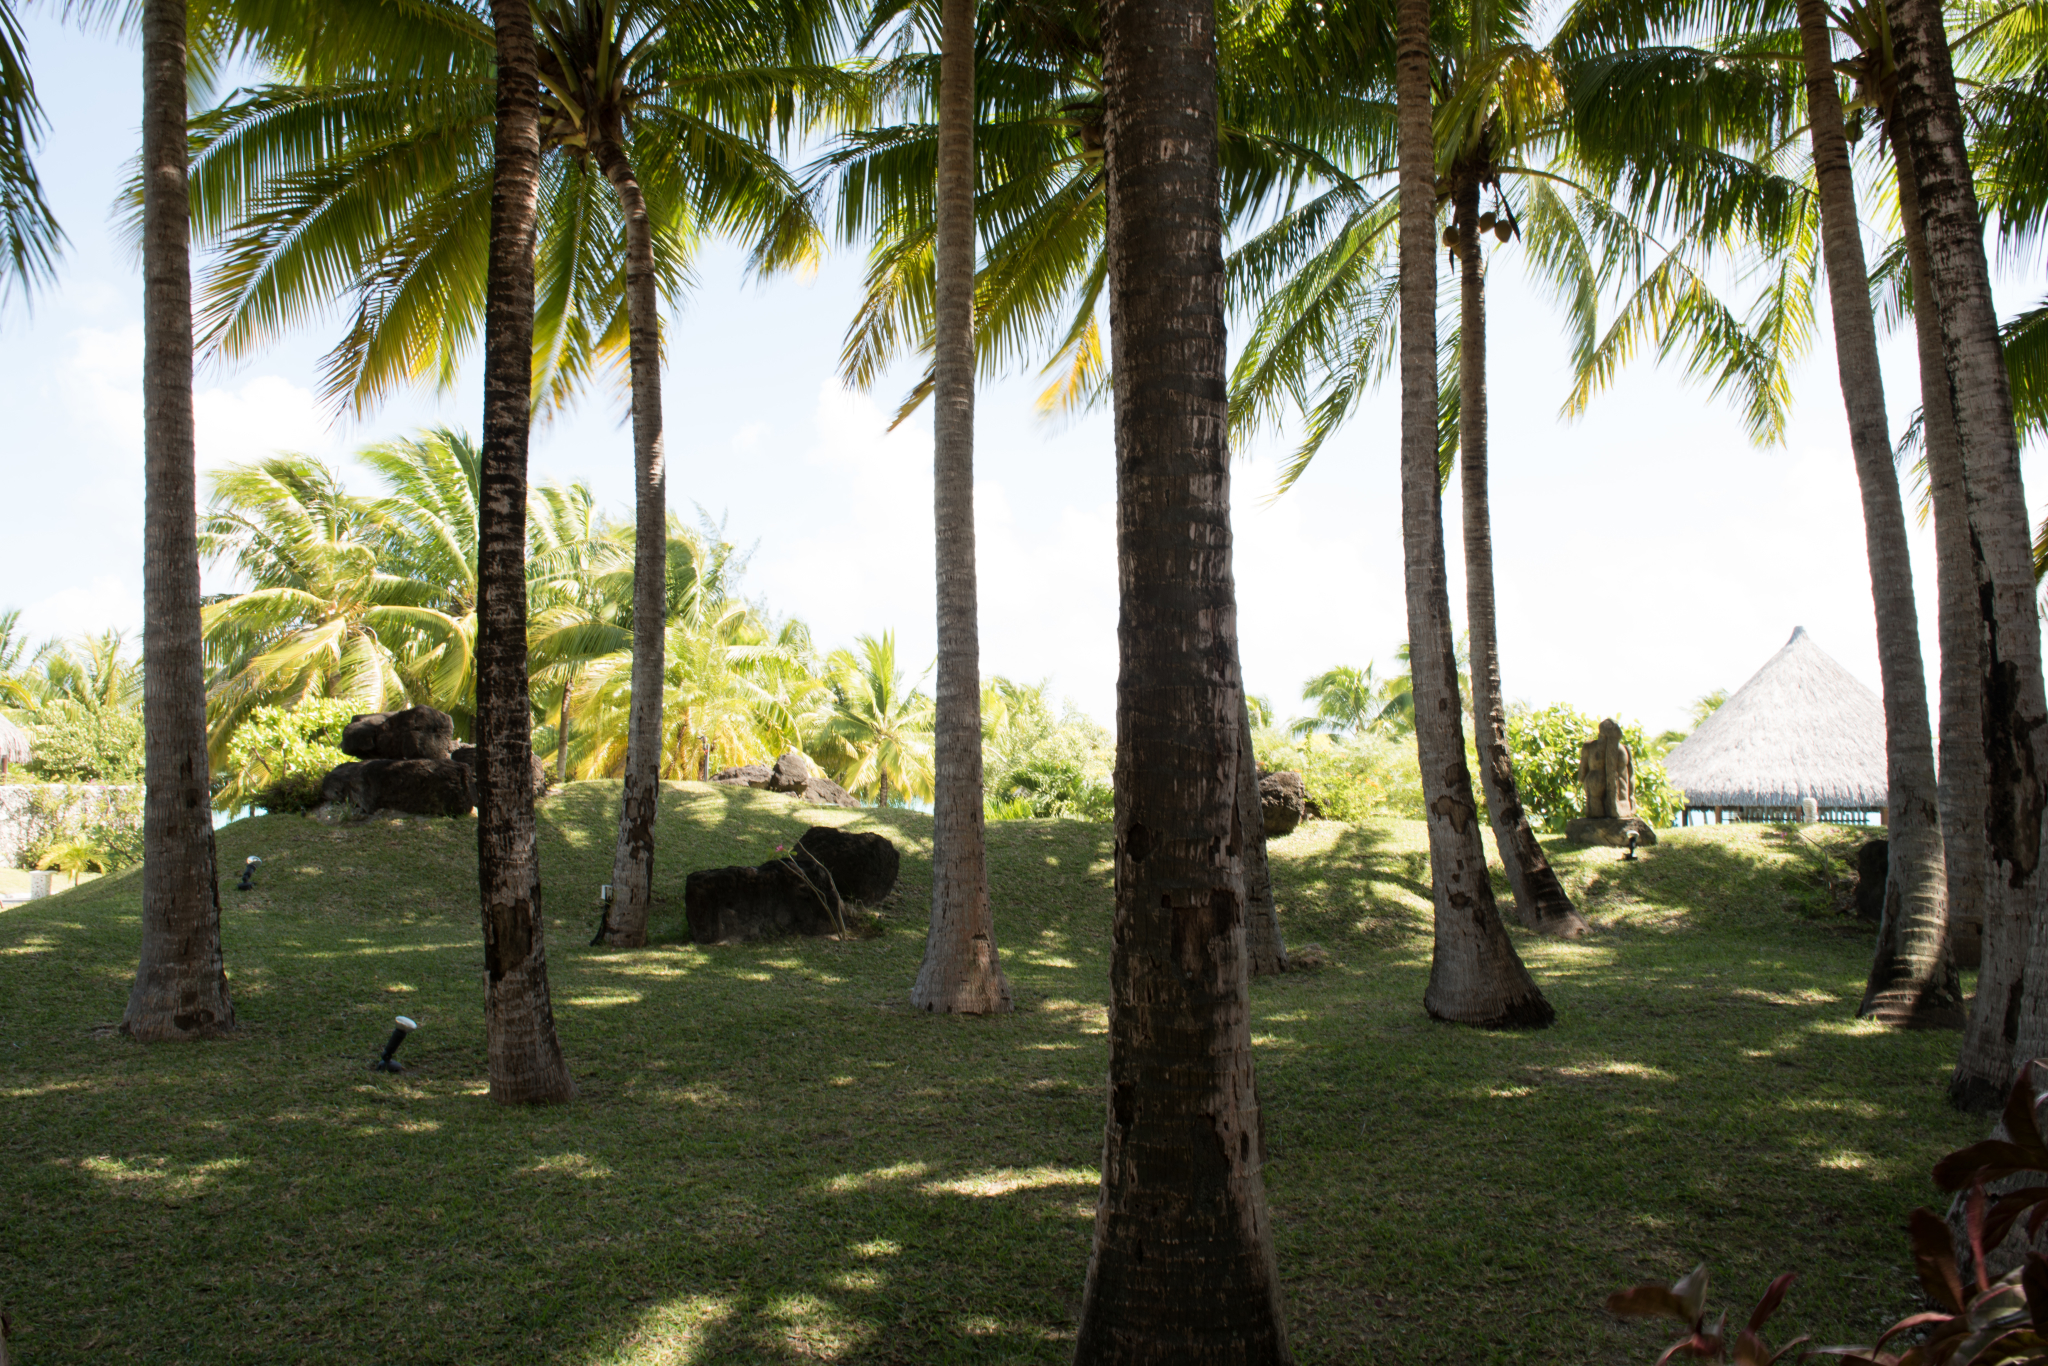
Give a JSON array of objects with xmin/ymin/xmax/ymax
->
[
  {"xmin": 1565, "ymin": 717, "xmax": 1657, "ymax": 848},
  {"xmin": 1578, "ymin": 718, "xmax": 1636, "ymax": 820}
]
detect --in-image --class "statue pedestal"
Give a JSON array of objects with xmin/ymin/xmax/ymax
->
[{"xmin": 1564, "ymin": 816, "xmax": 1658, "ymax": 848}]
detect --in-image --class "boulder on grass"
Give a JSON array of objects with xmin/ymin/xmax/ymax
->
[
  {"xmin": 1853, "ymin": 838, "xmax": 1889, "ymax": 922},
  {"xmin": 1258, "ymin": 770, "xmax": 1308, "ymax": 838},
  {"xmin": 685, "ymin": 859, "xmax": 845, "ymax": 944},
  {"xmin": 765, "ymin": 751, "xmax": 862, "ymax": 808},
  {"xmin": 341, "ymin": 705, "xmax": 456, "ymax": 761},
  {"xmin": 713, "ymin": 762, "xmax": 774, "ymax": 789},
  {"xmin": 322, "ymin": 757, "xmax": 474, "ymax": 817},
  {"xmin": 794, "ymin": 826, "xmax": 900, "ymax": 903}
]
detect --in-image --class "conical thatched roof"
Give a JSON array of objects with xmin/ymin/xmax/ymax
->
[
  {"xmin": 0, "ymin": 711, "xmax": 29, "ymax": 766},
  {"xmin": 1661, "ymin": 627, "xmax": 1888, "ymax": 808}
]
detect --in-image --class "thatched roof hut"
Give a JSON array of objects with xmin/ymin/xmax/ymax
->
[
  {"xmin": 1662, "ymin": 626, "xmax": 1887, "ymax": 816},
  {"xmin": 0, "ymin": 712, "xmax": 28, "ymax": 775}
]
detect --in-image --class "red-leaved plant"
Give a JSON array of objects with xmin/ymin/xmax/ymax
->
[{"xmin": 1610, "ymin": 1063, "xmax": 2048, "ymax": 1366}]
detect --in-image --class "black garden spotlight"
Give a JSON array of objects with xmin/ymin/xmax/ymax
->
[
  {"xmin": 236, "ymin": 856, "xmax": 261, "ymax": 890},
  {"xmin": 370, "ymin": 1016, "xmax": 417, "ymax": 1073},
  {"xmin": 1624, "ymin": 831, "xmax": 1640, "ymax": 862}
]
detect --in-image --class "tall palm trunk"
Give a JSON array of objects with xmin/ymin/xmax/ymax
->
[
  {"xmin": 1892, "ymin": 126, "xmax": 2004, "ymax": 1087},
  {"xmin": 476, "ymin": 0, "xmax": 572, "ymax": 1105},
  {"xmin": 1069, "ymin": 0, "xmax": 1290, "ymax": 1349},
  {"xmin": 596, "ymin": 123, "xmax": 668, "ymax": 950},
  {"xmin": 1888, "ymin": 0, "xmax": 2048, "ymax": 1104},
  {"xmin": 1240, "ymin": 693, "xmax": 1289, "ymax": 977},
  {"xmin": 1452, "ymin": 178, "xmax": 1585, "ymax": 942},
  {"xmin": 1793, "ymin": 0, "xmax": 1956, "ymax": 1026},
  {"xmin": 913, "ymin": 0, "xmax": 1010, "ymax": 1015},
  {"xmin": 1399, "ymin": 44, "xmax": 1550, "ymax": 1030},
  {"xmin": 124, "ymin": 0, "xmax": 234, "ymax": 1041},
  {"xmin": 557, "ymin": 668, "xmax": 574, "ymax": 785}
]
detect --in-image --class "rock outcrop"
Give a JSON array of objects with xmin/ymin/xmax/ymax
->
[
  {"xmin": 712, "ymin": 762, "xmax": 773, "ymax": 789},
  {"xmin": 793, "ymin": 826, "xmax": 900, "ymax": 903},
  {"xmin": 449, "ymin": 744, "xmax": 552, "ymax": 805},
  {"xmin": 341, "ymin": 706, "xmax": 455, "ymax": 761},
  {"xmin": 766, "ymin": 752, "xmax": 862, "ymax": 808},
  {"xmin": 685, "ymin": 858, "xmax": 846, "ymax": 944},
  {"xmin": 1258, "ymin": 770, "xmax": 1307, "ymax": 838},
  {"xmin": 322, "ymin": 757, "xmax": 474, "ymax": 818}
]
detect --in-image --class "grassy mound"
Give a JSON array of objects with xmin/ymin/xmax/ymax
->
[{"xmin": 0, "ymin": 784, "xmax": 1979, "ymax": 1363}]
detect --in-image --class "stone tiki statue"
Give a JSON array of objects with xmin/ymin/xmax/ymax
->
[{"xmin": 1565, "ymin": 717, "xmax": 1656, "ymax": 847}]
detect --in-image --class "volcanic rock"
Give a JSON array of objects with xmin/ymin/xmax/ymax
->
[
  {"xmin": 341, "ymin": 706, "xmax": 456, "ymax": 761},
  {"xmin": 322, "ymin": 758, "xmax": 474, "ymax": 817},
  {"xmin": 793, "ymin": 826, "xmax": 900, "ymax": 903},
  {"xmin": 685, "ymin": 858, "xmax": 846, "ymax": 944},
  {"xmin": 1258, "ymin": 770, "xmax": 1308, "ymax": 838}
]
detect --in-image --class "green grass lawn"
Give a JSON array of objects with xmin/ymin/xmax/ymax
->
[{"xmin": 0, "ymin": 784, "xmax": 1981, "ymax": 1364}]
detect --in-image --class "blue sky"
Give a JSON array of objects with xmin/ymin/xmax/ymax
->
[{"xmin": 4, "ymin": 10, "xmax": 2037, "ymax": 735}]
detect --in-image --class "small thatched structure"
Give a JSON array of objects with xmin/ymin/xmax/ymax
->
[
  {"xmin": 0, "ymin": 711, "xmax": 28, "ymax": 776},
  {"xmin": 1662, "ymin": 627, "xmax": 1888, "ymax": 824}
]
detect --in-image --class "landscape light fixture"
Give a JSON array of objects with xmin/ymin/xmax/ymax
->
[
  {"xmin": 236, "ymin": 856, "xmax": 262, "ymax": 890},
  {"xmin": 370, "ymin": 1016, "xmax": 417, "ymax": 1072},
  {"xmin": 589, "ymin": 885, "xmax": 616, "ymax": 945},
  {"xmin": 1624, "ymin": 831, "xmax": 1639, "ymax": 862}
]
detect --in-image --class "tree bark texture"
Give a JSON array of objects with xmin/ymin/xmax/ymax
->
[
  {"xmin": 477, "ymin": 0, "xmax": 572, "ymax": 1105},
  {"xmin": 1453, "ymin": 180, "xmax": 1585, "ymax": 942},
  {"xmin": 125, "ymin": 0, "xmax": 235, "ymax": 1042},
  {"xmin": 913, "ymin": 0, "xmax": 1011, "ymax": 1014},
  {"xmin": 1069, "ymin": 0, "xmax": 1291, "ymax": 1352},
  {"xmin": 1893, "ymin": 127, "xmax": 1999, "ymax": 1023},
  {"xmin": 1240, "ymin": 693, "xmax": 1289, "ymax": 977},
  {"xmin": 596, "ymin": 128, "xmax": 668, "ymax": 950},
  {"xmin": 1790, "ymin": 0, "xmax": 1955, "ymax": 1027},
  {"xmin": 1888, "ymin": 0, "xmax": 2048, "ymax": 1101},
  {"xmin": 1399, "ymin": 19, "xmax": 1551, "ymax": 1030},
  {"xmin": 557, "ymin": 675, "xmax": 573, "ymax": 786}
]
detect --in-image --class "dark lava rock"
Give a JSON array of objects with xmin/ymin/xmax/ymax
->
[
  {"xmin": 1258, "ymin": 770, "xmax": 1308, "ymax": 838},
  {"xmin": 322, "ymin": 757, "xmax": 474, "ymax": 817},
  {"xmin": 1854, "ymin": 838, "xmax": 1889, "ymax": 922},
  {"xmin": 794, "ymin": 826, "xmax": 900, "ymax": 903},
  {"xmin": 342, "ymin": 706, "xmax": 456, "ymax": 761},
  {"xmin": 765, "ymin": 751, "xmax": 861, "ymax": 808},
  {"xmin": 685, "ymin": 859, "xmax": 846, "ymax": 944},
  {"xmin": 713, "ymin": 762, "xmax": 774, "ymax": 788}
]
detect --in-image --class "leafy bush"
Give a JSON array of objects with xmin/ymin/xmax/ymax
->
[
  {"xmin": 991, "ymin": 755, "xmax": 1114, "ymax": 822},
  {"xmin": 1506, "ymin": 703, "xmax": 1685, "ymax": 829},
  {"xmin": 219, "ymin": 700, "xmax": 356, "ymax": 812},
  {"xmin": 983, "ymin": 680, "xmax": 1113, "ymax": 822},
  {"xmin": 24, "ymin": 702, "xmax": 144, "ymax": 783},
  {"xmin": 1254, "ymin": 732, "xmax": 1425, "ymax": 823},
  {"xmin": 11, "ymin": 784, "xmax": 142, "ymax": 872}
]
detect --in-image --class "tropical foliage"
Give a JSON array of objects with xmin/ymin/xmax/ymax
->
[{"xmin": 1506, "ymin": 702, "xmax": 1685, "ymax": 830}]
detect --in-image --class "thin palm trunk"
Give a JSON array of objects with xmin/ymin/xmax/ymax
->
[
  {"xmin": 476, "ymin": 0, "xmax": 572, "ymax": 1105},
  {"xmin": 557, "ymin": 669, "xmax": 573, "ymax": 785},
  {"xmin": 1453, "ymin": 178, "xmax": 1585, "ymax": 942},
  {"xmin": 1792, "ymin": 0, "xmax": 1955, "ymax": 1026},
  {"xmin": 1888, "ymin": 0, "xmax": 2048, "ymax": 1103},
  {"xmin": 1892, "ymin": 125, "xmax": 2003, "ymax": 1077},
  {"xmin": 596, "ymin": 128, "xmax": 667, "ymax": 950},
  {"xmin": 1241, "ymin": 693, "xmax": 1288, "ymax": 977},
  {"xmin": 125, "ymin": 0, "xmax": 234, "ymax": 1041},
  {"xmin": 914, "ymin": 0, "xmax": 1010, "ymax": 1014},
  {"xmin": 1401, "ymin": 46, "xmax": 1550, "ymax": 1030},
  {"xmin": 1068, "ymin": 0, "xmax": 1290, "ymax": 1348}
]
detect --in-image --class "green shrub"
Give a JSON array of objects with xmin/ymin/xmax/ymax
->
[
  {"xmin": 988, "ymin": 755, "xmax": 1113, "ymax": 822},
  {"xmin": 219, "ymin": 701, "xmax": 356, "ymax": 812},
  {"xmin": 1506, "ymin": 703, "xmax": 1685, "ymax": 829},
  {"xmin": 1254, "ymin": 732, "xmax": 1425, "ymax": 823},
  {"xmin": 24, "ymin": 703, "xmax": 144, "ymax": 783},
  {"xmin": 11, "ymin": 784, "xmax": 141, "ymax": 872}
]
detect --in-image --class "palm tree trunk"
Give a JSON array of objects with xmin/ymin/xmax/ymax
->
[
  {"xmin": 913, "ymin": 0, "xmax": 1010, "ymax": 1015},
  {"xmin": 475, "ymin": 0, "xmax": 571, "ymax": 1105},
  {"xmin": 1069, "ymin": 0, "xmax": 1290, "ymax": 1350},
  {"xmin": 878, "ymin": 771, "xmax": 889, "ymax": 808},
  {"xmin": 124, "ymin": 0, "xmax": 234, "ymax": 1042},
  {"xmin": 594, "ymin": 129, "xmax": 667, "ymax": 951},
  {"xmin": 1791, "ymin": 0, "xmax": 1956, "ymax": 1027},
  {"xmin": 1893, "ymin": 127, "xmax": 2004, "ymax": 1088},
  {"xmin": 1888, "ymin": 0, "xmax": 2048, "ymax": 1104},
  {"xmin": 1241, "ymin": 693, "xmax": 1289, "ymax": 977},
  {"xmin": 557, "ymin": 668, "xmax": 573, "ymax": 785},
  {"xmin": 1399, "ymin": 32, "xmax": 1550, "ymax": 1031},
  {"xmin": 1453, "ymin": 177, "xmax": 1585, "ymax": 942}
]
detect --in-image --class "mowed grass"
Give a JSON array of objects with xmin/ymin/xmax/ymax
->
[{"xmin": 0, "ymin": 783, "xmax": 1983, "ymax": 1364}]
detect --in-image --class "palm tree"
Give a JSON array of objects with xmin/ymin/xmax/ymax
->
[
  {"xmin": 526, "ymin": 478, "xmax": 629, "ymax": 784},
  {"xmin": 0, "ymin": 0, "xmax": 62, "ymax": 304},
  {"xmin": 1067, "ymin": 0, "xmax": 1289, "ymax": 1351},
  {"xmin": 1393, "ymin": 0, "xmax": 1552, "ymax": 1030},
  {"xmin": 1779, "ymin": 0, "xmax": 1953, "ymax": 1027},
  {"xmin": 1886, "ymin": 0, "xmax": 2048, "ymax": 1104},
  {"xmin": 1290, "ymin": 664, "xmax": 1397, "ymax": 739},
  {"xmin": 816, "ymin": 632, "xmax": 934, "ymax": 806},
  {"xmin": 475, "ymin": 0, "xmax": 572, "ymax": 1105},
  {"xmin": 125, "ymin": 0, "xmax": 235, "ymax": 1043}
]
